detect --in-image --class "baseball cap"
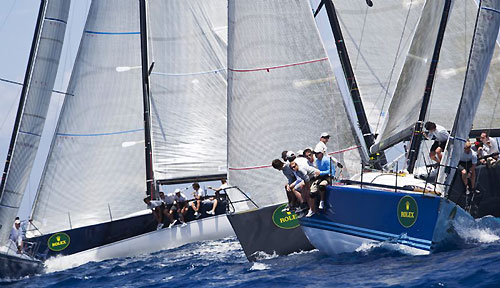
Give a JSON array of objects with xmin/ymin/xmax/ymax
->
[
  {"xmin": 15, "ymin": 220, "xmax": 20, "ymax": 224},
  {"xmin": 286, "ymin": 151, "xmax": 295, "ymax": 158},
  {"xmin": 174, "ymin": 188, "xmax": 181, "ymax": 194},
  {"xmin": 296, "ymin": 150, "xmax": 304, "ymax": 156},
  {"xmin": 321, "ymin": 132, "xmax": 330, "ymax": 138},
  {"xmin": 314, "ymin": 147, "xmax": 325, "ymax": 154}
]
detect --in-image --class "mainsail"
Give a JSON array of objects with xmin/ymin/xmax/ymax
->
[
  {"xmin": 0, "ymin": 0, "xmax": 70, "ymax": 246},
  {"xmin": 30, "ymin": 0, "xmax": 146, "ymax": 234},
  {"xmin": 147, "ymin": 0, "xmax": 227, "ymax": 182},
  {"xmin": 330, "ymin": 0, "xmax": 424, "ymax": 135},
  {"xmin": 227, "ymin": 0, "xmax": 365, "ymax": 209},
  {"xmin": 373, "ymin": 0, "xmax": 500, "ymax": 154}
]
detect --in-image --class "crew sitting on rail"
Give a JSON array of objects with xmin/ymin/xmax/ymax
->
[
  {"xmin": 159, "ymin": 192, "xmax": 175, "ymax": 228},
  {"xmin": 190, "ymin": 183, "xmax": 204, "ymax": 219},
  {"xmin": 272, "ymin": 157, "xmax": 303, "ymax": 212},
  {"xmin": 423, "ymin": 121, "xmax": 449, "ymax": 163},
  {"xmin": 290, "ymin": 157, "xmax": 320, "ymax": 217},
  {"xmin": 206, "ymin": 178, "xmax": 230, "ymax": 215},
  {"xmin": 313, "ymin": 147, "xmax": 335, "ymax": 210},
  {"xmin": 143, "ymin": 196, "xmax": 165, "ymax": 230},
  {"xmin": 479, "ymin": 131, "xmax": 500, "ymax": 167},
  {"xmin": 171, "ymin": 189, "xmax": 188, "ymax": 226}
]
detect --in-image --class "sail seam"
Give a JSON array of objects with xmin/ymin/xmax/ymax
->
[
  {"xmin": 19, "ymin": 130, "xmax": 42, "ymax": 137},
  {"xmin": 56, "ymin": 128, "xmax": 144, "ymax": 137},
  {"xmin": 228, "ymin": 57, "xmax": 328, "ymax": 72},
  {"xmin": 44, "ymin": 17, "xmax": 67, "ymax": 24}
]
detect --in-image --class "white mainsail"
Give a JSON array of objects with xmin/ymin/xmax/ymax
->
[
  {"xmin": 147, "ymin": 0, "xmax": 227, "ymax": 182},
  {"xmin": 30, "ymin": 0, "xmax": 146, "ymax": 234},
  {"xmin": 0, "ymin": 0, "xmax": 70, "ymax": 246},
  {"xmin": 227, "ymin": 0, "xmax": 365, "ymax": 209}
]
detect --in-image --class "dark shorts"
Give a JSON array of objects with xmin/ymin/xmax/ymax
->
[
  {"xmin": 431, "ymin": 140, "xmax": 446, "ymax": 152},
  {"xmin": 458, "ymin": 161, "xmax": 474, "ymax": 173}
]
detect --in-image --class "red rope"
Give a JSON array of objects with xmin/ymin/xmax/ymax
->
[{"xmin": 228, "ymin": 57, "xmax": 328, "ymax": 73}]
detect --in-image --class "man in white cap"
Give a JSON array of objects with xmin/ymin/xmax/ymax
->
[
  {"xmin": 315, "ymin": 132, "xmax": 330, "ymax": 156},
  {"xmin": 172, "ymin": 188, "xmax": 188, "ymax": 226},
  {"xmin": 9, "ymin": 218, "xmax": 23, "ymax": 254}
]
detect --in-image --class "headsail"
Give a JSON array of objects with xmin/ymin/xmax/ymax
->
[
  {"xmin": 442, "ymin": 0, "xmax": 500, "ymax": 188},
  {"xmin": 227, "ymin": 0, "xmax": 365, "ymax": 209},
  {"xmin": 330, "ymin": 0, "xmax": 424, "ymax": 135},
  {"xmin": 30, "ymin": 0, "xmax": 146, "ymax": 234},
  {"xmin": 0, "ymin": 0, "xmax": 70, "ymax": 246},
  {"xmin": 372, "ymin": 0, "xmax": 500, "ymax": 154},
  {"xmin": 147, "ymin": 0, "xmax": 227, "ymax": 183}
]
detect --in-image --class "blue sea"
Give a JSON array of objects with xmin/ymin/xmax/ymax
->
[{"xmin": 2, "ymin": 217, "xmax": 500, "ymax": 288}]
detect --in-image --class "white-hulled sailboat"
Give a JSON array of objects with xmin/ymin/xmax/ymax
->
[
  {"xmin": 25, "ymin": 0, "xmax": 234, "ymax": 268},
  {"xmin": 0, "ymin": 0, "xmax": 70, "ymax": 278}
]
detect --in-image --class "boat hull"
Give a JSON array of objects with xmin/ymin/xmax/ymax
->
[
  {"xmin": 45, "ymin": 214, "xmax": 234, "ymax": 268},
  {"xmin": 0, "ymin": 252, "xmax": 43, "ymax": 279},
  {"xmin": 300, "ymin": 185, "xmax": 473, "ymax": 255},
  {"xmin": 227, "ymin": 203, "xmax": 314, "ymax": 261}
]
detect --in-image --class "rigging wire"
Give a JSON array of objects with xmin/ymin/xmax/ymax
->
[
  {"xmin": 0, "ymin": 0, "xmax": 16, "ymax": 33},
  {"xmin": 374, "ymin": 0, "xmax": 414, "ymax": 133}
]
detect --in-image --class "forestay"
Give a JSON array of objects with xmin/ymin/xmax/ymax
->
[
  {"xmin": 372, "ymin": 0, "xmax": 500, "ymax": 153},
  {"xmin": 227, "ymin": 0, "xmax": 364, "ymax": 209},
  {"xmin": 0, "ymin": 0, "xmax": 70, "ymax": 246},
  {"xmin": 147, "ymin": 0, "xmax": 227, "ymax": 181},
  {"xmin": 331, "ymin": 0, "xmax": 424, "ymax": 135},
  {"xmin": 31, "ymin": 0, "xmax": 146, "ymax": 234}
]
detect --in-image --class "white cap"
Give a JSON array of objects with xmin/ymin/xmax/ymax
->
[
  {"xmin": 296, "ymin": 150, "xmax": 304, "ymax": 156},
  {"xmin": 321, "ymin": 132, "xmax": 330, "ymax": 138},
  {"xmin": 314, "ymin": 146, "xmax": 325, "ymax": 154},
  {"xmin": 286, "ymin": 151, "xmax": 295, "ymax": 158},
  {"xmin": 14, "ymin": 220, "xmax": 20, "ymax": 224},
  {"xmin": 174, "ymin": 188, "xmax": 181, "ymax": 194}
]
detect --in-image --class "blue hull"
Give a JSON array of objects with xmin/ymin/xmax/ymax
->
[{"xmin": 300, "ymin": 185, "xmax": 472, "ymax": 255}]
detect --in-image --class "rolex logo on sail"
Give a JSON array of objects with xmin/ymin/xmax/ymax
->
[
  {"xmin": 272, "ymin": 203, "xmax": 300, "ymax": 229},
  {"xmin": 48, "ymin": 232, "xmax": 70, "ymax": 251},
  {"xmin": 397, "ymin": 196, "xmax": 418, "ymax": 228}
]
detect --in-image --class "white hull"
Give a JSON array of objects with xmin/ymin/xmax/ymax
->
[{"xmin": 46, "ymin": 215, "xmax": 234, "ymax": 270}]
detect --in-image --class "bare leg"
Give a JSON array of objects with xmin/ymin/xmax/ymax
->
[
  {"xmin": 210, "ymin": 198, "xmax": 218, "ymax": 212},
  {"xmin": 461, "ymin": 169, "xmax": 468, "ymax": 188},
  {"xmin": 470, "ymin": 168, "xmax": 476, "ymax": 190},
  {"xmin": 435, "ymin": 147, "xmax": 443, "ymax": 163}
]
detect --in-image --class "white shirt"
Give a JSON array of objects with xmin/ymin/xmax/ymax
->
[
  {"xmin": 162, "ymin": 193, "xmax": 175, "ymax": 205},
  {"xmin": 484, "ymin": 137, "xmax": 499, "ymax": 155},
  {"xmin": 460, "ymin": 150, "xmax": 477, "ymax": 165},
  {"xmin": 147, "ymin": 200, "xmax": 163, "ymax": 210},
  {"xmin": 427, "ymin": 125, "xmax": 449, "ymax": 142},
  {"xmin": 293, "ymin": 159, "xmax": 320, "ymax": 182},
  {"xmin": 193, "ymin": 188, "xmax": 204, "ymax": 198},
  {"xmin": 9, "ymin": 226, "xmax": 22, "ymax": 245},
  {"xmin": 174, "ymin": 192, "xmax": 187, "ymax": 203}
]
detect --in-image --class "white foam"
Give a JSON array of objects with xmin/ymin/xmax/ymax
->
[
  {"xmin": 251, "ymin": 251, "xmax": 279, "ymax": 261},
  {"xmin": 453, "ymin": 217, "xmax": 500, "ymax": 244},
  {"xmin": 355, "ymin": 241, "xmax": 427, "ymax": 256},
  {"xmin": 249, "ymin": 262, "xmax": 270, "ymax": 271}
]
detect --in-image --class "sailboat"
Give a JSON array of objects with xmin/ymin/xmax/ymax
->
[
  {"xmin": 224, "ymin": 0, "xmax": 369, "ymax": 260},
  {"xmin": 0, "ymin": 0, "xmax": 69, "ymax": 278},
  {"xmin": 24, "ymin": 0, "xmax": 233, "ymax": 267},
  {"xmin": 300, "ymin": 0, "xmax": 500, "ymax": 255}
]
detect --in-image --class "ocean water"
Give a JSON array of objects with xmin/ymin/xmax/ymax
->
[{"xmin": 2, "ymin": 217, "xmax": 500, "ymax": 288}]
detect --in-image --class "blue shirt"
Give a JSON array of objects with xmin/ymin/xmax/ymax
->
[{"xmin": 316, "ymin": 156, "xmax": 335, "ymax": 176}]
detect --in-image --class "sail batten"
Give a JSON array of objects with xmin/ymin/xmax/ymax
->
[{"xmin": 0, "ymin": 0, "xmax": 70, "ymax": 246}]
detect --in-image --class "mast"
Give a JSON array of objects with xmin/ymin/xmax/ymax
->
[
  {"xmin": 317, "ymin": 0, "xmax": 385, "ymax": 167},
  {"xmin": 139, "ymin": 0, "xmax": 156, "ymax": 198},
  {"xmin": 406, "ymin": 0, "xmax": 452, "ymax": 173},
  {"xmin": 0, "ymin": 0, "xmax": 47, "ymax": 199}
]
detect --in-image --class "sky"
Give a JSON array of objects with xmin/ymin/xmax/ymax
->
[{"xmin": 0, "ymin": 0, "xmax": 402, "ymax": 220}]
